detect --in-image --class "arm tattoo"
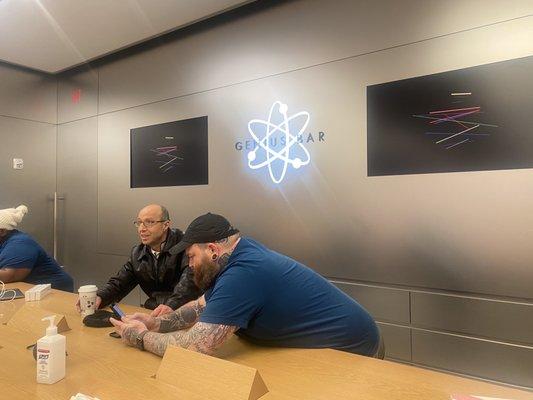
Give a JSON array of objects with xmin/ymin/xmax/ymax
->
[
  {"xmin": 157, "ymin": 300, "xmax": 205, "ymax": 333},
  {"xmin": 143, "ymin": 322, "xmax": 237, "ymax": 357}
]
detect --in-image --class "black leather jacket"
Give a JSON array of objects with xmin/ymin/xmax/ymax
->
[{"xmin": 97, "ymin": 229, "xmax": 201, "ymax": 310}]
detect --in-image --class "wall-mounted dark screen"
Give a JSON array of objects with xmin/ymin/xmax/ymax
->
[
  {"xmin": 130, "ymin": 116, "xmax": 208, "ymax": 188},
  {"xmin": 367, "ymin": 55, "xmax": 533, "ymax": 176}
]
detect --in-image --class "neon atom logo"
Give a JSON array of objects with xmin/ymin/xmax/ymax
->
[{"xmin": 247, "ymin": 101, "xmax": 311, "ymax": 183}]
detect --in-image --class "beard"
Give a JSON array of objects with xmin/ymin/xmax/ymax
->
[{"xmin": 193, "ymin": 259, "xmax": 220, "ymax": 290}]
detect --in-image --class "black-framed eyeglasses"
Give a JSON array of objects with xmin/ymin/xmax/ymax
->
[{"xmin": 133, "ymin": 220, "xmax": 168, "ymax": 228}]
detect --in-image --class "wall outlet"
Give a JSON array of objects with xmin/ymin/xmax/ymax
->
[{"xmin": 13, "ymin": 158, "xmax": 23, "ymax": 169}]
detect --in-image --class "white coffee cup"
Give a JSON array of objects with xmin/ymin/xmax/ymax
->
[{"xmin": 78, "ymin": 285, "xmax": 98, "ymax": 317}]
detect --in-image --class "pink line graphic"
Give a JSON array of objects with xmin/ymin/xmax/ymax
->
[
  {"xmin": 150, "ymin": 145, "xmax": 184, "ymax": 173},
  {"xmin": 413, "ymin": 96, "xmax": 498, "ymax": 150}
]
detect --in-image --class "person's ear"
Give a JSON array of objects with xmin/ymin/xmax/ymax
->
[{"xmin": 207, "ymin": 243, "xmax": 218, "ymax": 259}]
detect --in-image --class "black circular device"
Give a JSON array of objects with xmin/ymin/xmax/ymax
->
[{"xmin": 82, "ymin": 310, "xmax": 115, "ymax": 328}]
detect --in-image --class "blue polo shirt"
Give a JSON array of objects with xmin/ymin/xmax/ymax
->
[
  {"xmin": 200, "ymin": 237, "xmax": 379, "ymax": 356},
  {"xmin": 0, "ymin": 230, "xmax": 73, "ymax": 292}
]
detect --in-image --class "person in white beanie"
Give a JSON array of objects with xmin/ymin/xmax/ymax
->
[{"xmin": 0, "ymin": 205, "xmax": 73, "ymax": 292}]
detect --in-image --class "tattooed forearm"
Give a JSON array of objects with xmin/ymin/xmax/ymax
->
[
  {"xmin": 157, "ymin": 299, "xmax": 205, "ymax": 333},
  {"xmin": 189, "ymin": 323, "xmax": 236, "ymax": 355},
  {"xmin": 143, "ymin": 331, "xmax": 181, "ymax": 357},
  {"xmin": 143, "ymin": 322, "xmax": 237, "ymax": 357}
]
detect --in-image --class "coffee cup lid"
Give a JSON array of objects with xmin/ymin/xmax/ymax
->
[{"xmin": 78, "ymin": 285, "xmax": 98, "ymax": 293}]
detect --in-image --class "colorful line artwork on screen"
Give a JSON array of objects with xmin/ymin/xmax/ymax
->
[
  {"xmin": 413, "ymin": 94, "xmax": 498, "ymax": 150},
  {"xmin": 150, "ymin": 145, "xmax": 184, "ymax": 173},
  {"xmin": 367, "ymin": 55, "xmax": 533, "ymax": 176}
]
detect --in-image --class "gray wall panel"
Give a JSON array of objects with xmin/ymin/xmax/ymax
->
[
  {"xmin": 0, "ymin": 63, "xmax": 57, "ymax": 123},
  {"xmin": 97, "ymin": 0, "xmax": 533, "ymax": 114},
  {"xmin": 377, "ymin": 323, "xmax": 411, "ymax": 362},
  {"xmin": 75, "ymin": 253, "xmax": 126, "ymax": 291},
  {"xmin": 334, "ymin": 282, "xmax": 410, "ymax": 324},
  {"xmin": 96, "ymin": 70, "xmax": 366, "ymax": 257},
  {"xmin": 96, "ymin": 15, "xmax": 533, "ymax": 299},
  {"xmin": 412, "ymin": 330, "xmax": 533, "ymax": 388},
  {"xmin": 412, "ymin": 293, "xmax": 533, "ymax": 345},
  {"xmin": 121, "ymin": 285, "xmax": 142, "ymax": 308},
  {"xmin": 57, "ymin": 121, "xmax": 143, "ymax": 306},
  {"xmin": 58, "ymin": 68, "xmax": 98, "ymax": 124},
  {"xmin": 0, "ymin": 116, "xmax": 56, "ymax": 253},
  {"xmin": 57, "ymin": 118, "xmax": 98, "ymax": 280}
]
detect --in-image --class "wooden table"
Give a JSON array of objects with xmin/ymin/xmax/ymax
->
[{"xmin": 1, "ymin": 282, "xmax": 532, "ymax": 400}]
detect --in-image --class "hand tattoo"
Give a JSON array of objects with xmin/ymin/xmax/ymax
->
[
  {"xmin": 122, "ymin": 326, "xmax": 144, "ymax": 347},
  {"xmin": 143, "ymin": 322, "xmax": 237, "ymax": 357}
]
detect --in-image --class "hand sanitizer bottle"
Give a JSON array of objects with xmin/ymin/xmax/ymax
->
[{"xmin": 36, "ymin": 315, "xmax": 66, "ymax": 384}]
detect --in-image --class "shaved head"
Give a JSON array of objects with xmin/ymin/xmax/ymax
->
[{"xmin": 139, "ymin": 204, "xmax": 169, "ymax": 221}]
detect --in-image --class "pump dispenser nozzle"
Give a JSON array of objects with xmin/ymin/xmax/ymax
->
[{"xmin": 42, "ymin": 315, "xmax": 58, "ymax": 335}]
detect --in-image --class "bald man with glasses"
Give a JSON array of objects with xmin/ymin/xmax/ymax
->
[{"xmin": 76, "ymin": 204, "xmax": 201, "ymax": 316}]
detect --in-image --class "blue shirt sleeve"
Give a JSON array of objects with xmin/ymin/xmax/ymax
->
[
  {"xmin": 0, "ymin": 238, "xmax": 39, "ymax": 270},
  {"xmin": 200, "ymin": 266, "xmax": 264, "ymax": 328}
]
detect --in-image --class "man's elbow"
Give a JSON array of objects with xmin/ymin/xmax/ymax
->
[
  {"xmin": 0, "ymin": 268, "xmax": 16, "ymax": 283},
  {"xmin": 191, "ymin": 343, "xmax": 217, "ymax": 356},
  {"xmin": 0, "ymin": 267, "xmax": 31, "ymax": 283}
]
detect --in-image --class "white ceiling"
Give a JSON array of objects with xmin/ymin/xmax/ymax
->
[{"xmin": 0, "ymin": 0, "xmax": 254, "ymax": 74}]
